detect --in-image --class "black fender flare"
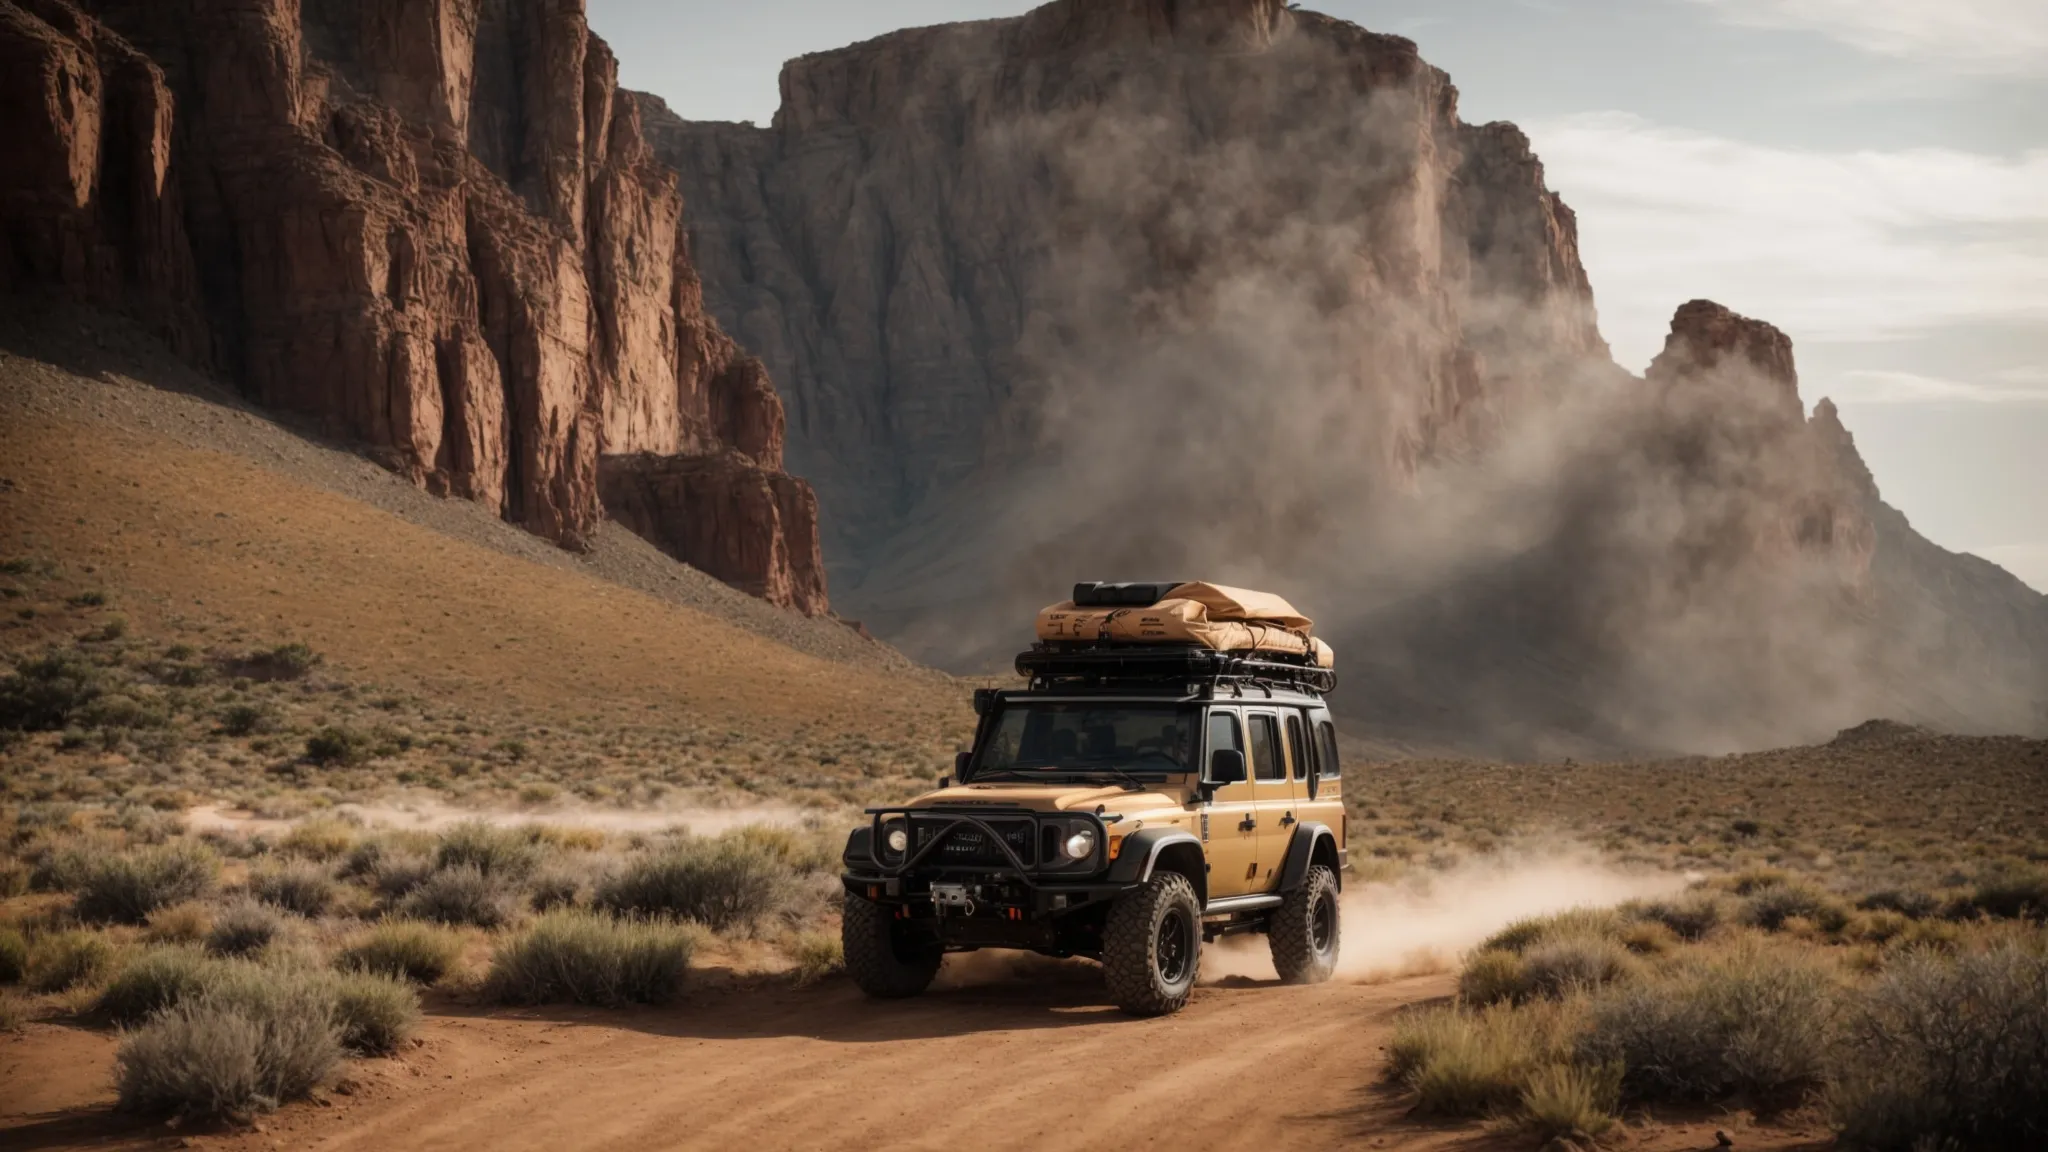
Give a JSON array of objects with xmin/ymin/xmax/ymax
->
[
  {"xmin": 1106, "ymin": 829, "xmax": 1208, "ymax": 907},
  {"xmin": 842, "ymin": 826, "xmax": 876, "ymax": 870},
  {"xmin": 1278, "ymin": 822, "xmax": 1341, "ymax": 892}
]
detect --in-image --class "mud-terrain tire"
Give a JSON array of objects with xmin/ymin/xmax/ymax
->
[
  {"xmin": 842, "ymin": 893, "xmax": 941, "ymax": 999},
  {"xmin": 1269, "ymin": 864, "xmax": 1340, "ymax": 984},
  {"xmin": 1103, "ymin": 871, "xmax": 1202, "ymax": 1016}
]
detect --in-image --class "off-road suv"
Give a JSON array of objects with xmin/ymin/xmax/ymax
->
[{"xmin": 840, "ymin": 600, "xmax": 1346, "ymax": 1016}]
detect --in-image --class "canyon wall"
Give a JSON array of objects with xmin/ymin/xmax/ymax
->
[
  {"xmin": 0, "ymin": 0, "xmax": 826, "ymax": 614},
  {"xmin": 639, "ymin": 0, "xmax": 2047, "ymax": 751}
]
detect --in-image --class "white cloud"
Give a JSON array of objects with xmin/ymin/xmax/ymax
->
[
  {"xmin": 1836, "ymin": 369, "xmax": 2048, "ymax": 405},
  {"xmin": 1528, "ymin": 112, "xmax": 2048, "ymax": 371},
  {"xmin": 1688, "ymin": 0, "xmax": 2048, "ymax": 76},
  {"xmin": 1968, "ymin": 543, "xmax": 2048, "ymax": 594}
]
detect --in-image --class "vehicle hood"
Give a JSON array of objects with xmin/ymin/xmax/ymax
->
[{"xmin": 905, "ymin": 782, "xmax": 1183, "ymax": 815}]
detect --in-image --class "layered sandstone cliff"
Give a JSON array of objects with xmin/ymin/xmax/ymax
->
[
  {"xmin": 0, "ymin": 0, "xmax": 826, "ymax": 614},
  {"xmin": 637, "ymin": 0, "xmax": 2046, "ymax": 749}
]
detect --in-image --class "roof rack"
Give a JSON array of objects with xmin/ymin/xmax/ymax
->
[{"xmin": 1015, "ymin": 643, "xmax": 1337, "ymax": 696}]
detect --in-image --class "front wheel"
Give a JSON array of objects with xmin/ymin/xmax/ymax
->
[
  {"xmin": 1269, "ymin": 863, "xmax": 1340, "ymax": 984},
  {"xmin": 1102, "ymin": 871, "xmax": 1202, "ymax": 1016},
  {"xmin": 842, "ymin": 893, "xmax": 941, "ymax": 999}
]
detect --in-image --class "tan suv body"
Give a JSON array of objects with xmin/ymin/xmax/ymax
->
[{"xmin": 841, "ymin": 655, "xmax": 1346, "ymax": 1015}]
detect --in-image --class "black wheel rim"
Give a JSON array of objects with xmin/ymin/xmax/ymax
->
[
  {"xmin": 1311, "ymin": 891, "xmax": 1336, "ymax": 955},
  {"xmin": 1156, "ymin": 909, "xmax": 1192, "ymax": 984}
]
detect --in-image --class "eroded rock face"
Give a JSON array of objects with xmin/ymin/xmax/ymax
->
[{"xmin": 0, "ymin": 0, "xmax": 825, "ymax": 612}]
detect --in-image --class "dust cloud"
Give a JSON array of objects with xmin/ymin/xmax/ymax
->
[
  {"xmin": 1201, "ymin": 851, "xmax": 1688, "ymax": 985},
  {"xmin": 184, "ymin": 799, "xmax": 818, "ymax": 839}
]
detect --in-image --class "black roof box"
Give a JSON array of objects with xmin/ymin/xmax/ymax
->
[{"xmin": 1071, "ymin": 581, "xmax": 1186, "ymax": 608}]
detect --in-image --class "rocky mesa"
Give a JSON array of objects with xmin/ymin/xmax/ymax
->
[
  {"xmin": 0, "ymin": 0, "xmax": 827, "ymax": 614},
  {"xmin": 635, "ymin": 0, "xmax": 2048, "ymax": 751}
]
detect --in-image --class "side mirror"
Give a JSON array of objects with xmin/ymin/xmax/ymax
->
[
  {"xmin": 954, "ymin": 751, "xmax": 972, "ymax": 778},
  {"xmin": 972, "ymin": 688, "xmax": 999, "ymax": 716},
  {"xmin": 1208, "ymin": 749, "xmax": 1247, "ymax": 786}
]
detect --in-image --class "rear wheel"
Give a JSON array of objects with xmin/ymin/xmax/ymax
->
[
  {"xmin": 1103, "ymin": 871, "xmax": 1201, "ymax": 1016},
  {"xmin": 1269, "ymin": 864, "xmax": 1340, "ymax": 984},
  {"xmin": 842, "ymin": 893, "xmax": 941, "ymax": 999}
]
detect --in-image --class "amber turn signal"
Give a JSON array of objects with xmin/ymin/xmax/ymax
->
[{"xmin": 1107, "ymin": 834, "xmax": 1124, "ymax": 861}]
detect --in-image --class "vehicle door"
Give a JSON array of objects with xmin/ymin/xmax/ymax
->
[
  {"xmin": 1243, "ymin": 710, "xmax": 1295, "ymax": 892},
  {"xmin": 1202, "ymin": 708, "xmax": 1259, "ymax": 900},
  {"xmin": 1289, "ymin": 709, "xmax": 1345, "ymax": 849}
]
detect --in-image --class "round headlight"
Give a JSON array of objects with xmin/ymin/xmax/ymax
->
[
  {"xmin": 886, "ymin": 827, "xmax": 909, "ymax": 853},
  {"xmin": 1063, "ymin": 828, "xmax": 1096, "ymax": 860}
]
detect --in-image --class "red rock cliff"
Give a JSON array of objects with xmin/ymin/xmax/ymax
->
[{"xmin": 0, "ymin": 0, "xmax": 826, "ymax": 615}]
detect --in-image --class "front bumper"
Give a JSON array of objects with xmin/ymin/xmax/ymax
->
[{"xmin": 842, "ymin": 805, "xmax": 1131, "ymax": 925}]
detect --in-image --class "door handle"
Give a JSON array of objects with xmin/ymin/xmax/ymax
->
[
  {"xmin": 1279, "ymin": 812, "xmax": 1296, "ymax": 827},
  {"xmin": 1238, "ymin": 816, "xmax": 1257, "ymax": 832}
]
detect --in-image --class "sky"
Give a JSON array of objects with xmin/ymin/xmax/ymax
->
[{"xmin": 588, "ymin": 0, "xmax": 2048, "ymax": 593}]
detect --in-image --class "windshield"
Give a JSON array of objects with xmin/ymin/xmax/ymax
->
[{"xmin": 973, "ymin": 703, "xmax": 1199, "ymax": 780}]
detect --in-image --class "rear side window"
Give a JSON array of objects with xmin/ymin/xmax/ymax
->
[
  {"xmin": 1207, "ymin": 712, "xmax": 1242, "ymax": 758},
  {"xmin": 1248, "ymin": 714, "xmax": 1284, "ymax": 780},
  {"xmin": 1316, "ymin": 720, "xmax": 1341, "ymax": 780}
]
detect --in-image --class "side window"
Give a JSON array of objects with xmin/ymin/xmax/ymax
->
[
  {"xmin": 1248, "ymin": 714, "xmax": 1284, "ymax": 781},
  {"xmin": 1285, "ymin": 715, "xmax": 1307, "ymax": 781},
  {"xmin": 1316, "ymin": 720, "xmax": 1341, "ymax": 780},
  {"xmin": 1206, "ymin": 711, "xmax": 1242, "ymax": 760}
]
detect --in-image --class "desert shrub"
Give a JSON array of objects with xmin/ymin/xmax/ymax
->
[
  {"xmin": 226, "ymin": 643, "xmax": 321, "ymax": 682},
  {"xmin": 328, "ymin": 970, "xmax": 418, "ymax": 1056},
  {"xmin": 207, "ymin": 898, "xmax": 285, "ymax": 957},
  {"xmin": 74, "ymin": 841, "xmax": 219, "ymax": 924},
  {"xmin": 1832, "ymin": 944, "xmax": 2048, "ymax": 1150},
  {"xmin": 0, "ymin": 652, "xmax": 104, "ymax": 731},
  {"xmin": 113, "ymin": 970, "xmax": 341, "ymax": 1118},
  {"xmin": 1389, "ymin": 1000, "xmax": 1580, "ymax": 1118},
  {"xmin": 723, "ymin": 824, "xmax": 838, "ymax": 874},
  {"xmin": 486, "ymin": 910, "xmax": 695, "ymax": 1007},
  {"xmin": 1478, "ymin": 907, "xmax": 1623, "ymax": 955},
  {"xmin": 434, "ymin": 821, "xmax": 543, "ymax": 880},
  {"xmin": 398, "ymin": 865, "xmax": 516, "ymax": 928},
  {"xmin": 279, "ymin": 818, "xmax": 358, "ymax": 861},
  {"xmin": 1851, "ymin": 910, "xmax": 1913, "ymax": 946},
  {"xmin": 27, "ymin": 837, "xmax": 99, "ymax": 893},
  {"xmin": 1742, "ymin": 882, "xmax": 1847, "ymax": 933},
  {"xmin": 1581, "ymin": 944, "xmax": 1836, "ymax": 1109},
  {"xmin": 1724, "ymin": 867, "xmax": 1793, "ymax": 896},
  {"xmin": 335, "ymin": 920, "xmax": 463, "ymax": 985},
  {"xmin": 217, "ymin": 703, "xmax": 274, "ymax": 737},
  {"xmin": 28, "ymin": 929, "xmax": 115, "ymax": 992},
  {"xmin": 1857, "ymin": 887, "xmax": 1941, "ymax": 920},
  {"xmin": 1458, "ymin": 949, "xmax": 1529, "ymax": 1006},
  {"xmin": 528, "ymin": 868, "xmax": 586, "ymax": 912},
  {"xmin": 1520, "ymin": 936, "xmax": 1638, "ymax": 1001},
  {"xmin": 790, "ymin": 931, "xmax": 843, "ymax": 986},
  {"xmin": 1966, "ymin": 865, "xmax": 2048, "ymax": 922},
  {"xmin": 1633, "ymin": 892, "xmax": 1727, "ymax": 941},
  {"xmin": 145, "ymin": 902, "xmax": 214, "ymax": 946},
  {"xmin": 98, "ymin": 947, "xmax": 215, "ymax": 1025},
  {"xmin": 595, "ymin": 839, "xmax": 792, "ymax": 931},
  {"xmin": 304, "ymin": 726, "xmax": 371, "ymax": 767},
  {"xmin": 0, "ymin": 991, "xmax": 26, "ymax": 1032},
  {"xmin": 1518, "ymin": 1061, "xmax": 1622, "ymax": 1147},
  {"xmin": 0, "ymin": 927, "xmax": 26, "ymax": 983},
  {"xmin": 1620, "ymin": 919, "xmax": 1678, "ymax": 955},
  {"xmin": 250, "ymin": 861, "xmax": 338, "ymax": 918}
]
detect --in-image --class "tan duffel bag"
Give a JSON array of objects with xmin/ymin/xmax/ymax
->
[{"xmin": 1034, "ymin": 582, "xmax": 1335, "ymax": 668}]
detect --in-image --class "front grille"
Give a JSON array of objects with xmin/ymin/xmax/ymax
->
[{"xmin": 911, "ymin": 816, "xmax": 1037, "ymax": 867}]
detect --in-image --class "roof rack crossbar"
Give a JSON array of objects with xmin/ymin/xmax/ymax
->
[{"xmin": 1013, "ymin": 644, "xmax": 1337, "ymax": 695}]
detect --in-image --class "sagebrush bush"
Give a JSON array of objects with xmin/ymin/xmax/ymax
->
[
  {"xmin": 1856, "ymin": 888, "xmax": 1941, "ymax": 921},
  {"xmin": 113, "ymin": 973, "xmax": 341, "ymax": 1118},
  {"xmin": 1387, "ymin": 1000, "xmax": 1580, "ymax": 1118},
  {"xmin": 487, "ymin": 910, "xmax": 695, "ymax": 1007},
  {"xmin": 28, "ymin": 929, "xmax": 115, "ymax": 992},
  {"xmin": 0, "ymin": 652, "xmax": 104, "ymax": 731},
  {"xmin": 398, "ymin": 865, "xmax": 517, "ymax": 928},
  {"xmin": 528, "ymin": 868, "xmax": 586, "ymax": 912},
  {"xmin": 250, "ymin": 861, "xmax": 339, "ymax": 917},
  {"xmin": 74, "ymin": 841, "xmax": 219, "ymax": 924},
  {"xmin": 207, "ymin": 898, "xmax": 285, "ymax": 957},
  {"xmin": 434, "ymin": 821, "xmax": 543, "ymax": 881},
  {"xmin": 722, "ymin": 824, "xmax": 839, "ymax": 874},
  {"xmin": 304, "ymin": 726, "xmax": 370, "ymax": 767},
  {"xmin": 328, "ymin": 970, "xmax": 418, "ymax": 1056},
  {"xmin": 1743, "ymin": 883, "xmax": 1850, "ymax": 934},
  {"xmin": 1581, "ymin": 944, "xmax": 1836, "ymax": 1110},
  {"xmin": 1458, "ymin": 949, "xmax": 1528, "ymax": 1006},
  {"xmin": 279, "ymin": 818, "xmax": 358, "ymax": 861},
  {"xmin": 144, "ymin": 902, "xmax": 213, "ymax": 945},
  {"xmin": 1832, "ymin": 943, "xmax": 2048, "ymax": 1151},
  {"xmin": 335, "ymin": 920, "xmax": 463, "ymax": 985},
  {"xmin": 1478, "ymin": 908, "xmax": 1623, "ymax": 955},
  {"xmin": 99, "ymin": 947, "xmax": 215, "ymax": 1025},
  {"xmin": 596, "ymin": 840, "xmax": 792, "ymax": 930},
  {"xmin": 368, "ymin": 852, "xmax": 437, "ymax": 900},
  {"xmin": 0, "ymin": 927, "xmax": 26, "ymax": 984},
  {"xmin": 1518, "ymin": 1061, "xmax": 1622, "ymax": 1146},
  {"xmin": 1967, "ymin": 865, "xmax": 2048, "ymax": 922},
  {"xmin": 1520, "ymin": 936, "xmax": 1639, "ymax": 1001}
]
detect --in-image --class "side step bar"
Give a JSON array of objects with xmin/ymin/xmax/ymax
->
[{"xmin": 1202, "ymin": 894, "xmax": 1282, "ymax": 917}]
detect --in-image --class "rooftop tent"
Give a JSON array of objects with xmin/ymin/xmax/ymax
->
[{"xmin": 1036, "ymin": 582, "xmax": 1333, "ymax": 668}]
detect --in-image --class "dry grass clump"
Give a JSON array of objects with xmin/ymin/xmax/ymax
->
[
  {"xmin": 27, "ymin": 929, "xmax": 115, "ymax": 992},
  {"xmin": 249, "ymin": 860, "xmax": 339, "ymax": 917},
  {"xmin": 1629, "ymin": 892, "xmax": 1728, "ymax": 941},
  {"xmin": 789, "ymin": 931, "xmax": 843, "ymax": 987},
  {"xmin": 1579, "ymin": 942, "xmax": 1837, "ymax": 1110},
  {"xmin": 1388, "ymin": 999, "xmax": 1586, "ymax": 1119},
  {"xmin": 1518, "ymin": 1061, "xmax": 1623, "ymax": 1147},
  {"xmin": 1739, "ymin": 882, "xmax": 1850, "ymax": 934},
  {"xmin": 486, "ymin": 910, "xmax": 697, "ymax": 1007},
  {"xmin": 0, "ymin": 926, "xmax": 26, "ymax": 983},
  {"xmin": 144, "ymin": 901, "xmax": 213, "ymax": 945},
  {"xmin": 207, "ymin": 898, "xmax": 285, "ymax": 957},
  {"xmin": 595, "ymin": 837, "xmax": 793, "ymax": 932},
  {"xmin": 0, "ymin": 990, "xmax": 27, "ymax": 1032},
  {"xmin": 327, "ymin": 969, "xmax": 419, "ymax": 1056},
  {"xmin": 99, "ymin": 946, "xmax": 216, "ymax": 1025},
  {"xmin": 278, "ymin": 818, "xmax": 359, "ymax": 862},
  {"xmin": 1832, "ymin": 941, "xmax": 2048, "ymax": 1151},
  {"xmin": 433, "ymin": 821, "xmax": 543, "ymax": 881},
  {"xmin": 73, "ymin": 841, "xmax": 219, "ymax": 923},
  {"xmin": 113, "ymin": 967, "xmax": 342, "ymax": 1119},
  {"xmin": 1478, "ymin": 908, "xmax": 1625, "ymax": 955},
  {"xmin": 397, "ymin": 864, "xmax": 517, "ymax": 928},
  {"xmin": 335, "ymin": 920, "xmax": 463, "ymax": 985}
]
